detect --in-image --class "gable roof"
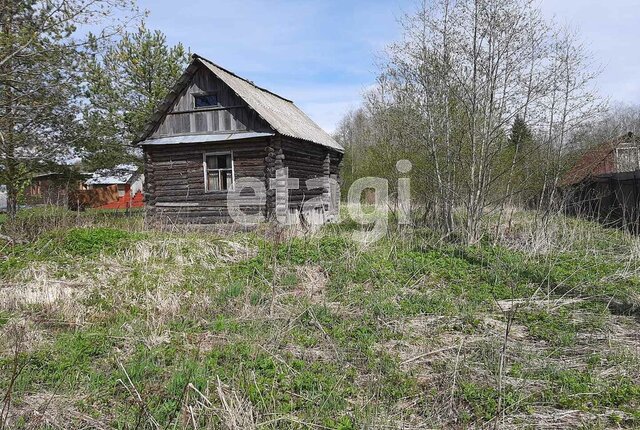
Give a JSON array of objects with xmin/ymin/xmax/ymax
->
[
  {"xmin": 561, "ymin": 132, "xmax": 638, "ymax": 187},
  {"xmin": 136, "ymin": 54, "xmax": 343, "ymax": 152}
]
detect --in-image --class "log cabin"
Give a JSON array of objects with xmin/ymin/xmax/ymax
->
[{"xmin": 135, "ymin": 54, "xmax": 344, "ymax": 225}]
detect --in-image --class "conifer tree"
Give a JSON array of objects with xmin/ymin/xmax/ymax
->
[
  {"xmin": 509, "ymin": 116, "xmax": 533, "ymax": 152},
  {"xmin": 81, "ymin": 23, "xmax": 189, "ymax": 169}
]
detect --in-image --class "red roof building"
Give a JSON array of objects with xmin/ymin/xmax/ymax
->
[
  {"xmin": 562, "ymin": 132, "xmax": 640, "ymax": 230},
  {"xmin": 561, "ymin": 132, "xmax": 639, "ymax": 187}
]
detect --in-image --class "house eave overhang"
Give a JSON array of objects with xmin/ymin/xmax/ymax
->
[{"xmin": 140, "ymin": 132, "xmax": 275, "ymax": 146}]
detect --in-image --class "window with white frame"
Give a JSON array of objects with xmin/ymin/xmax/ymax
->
[{"xmin": 204, "ymin": 152, "xmax": 234, "ymax": 192}]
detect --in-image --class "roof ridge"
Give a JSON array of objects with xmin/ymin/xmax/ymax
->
[{"xmin": 191, "ymin": 53, "xmax": 294, "ymax": 104}]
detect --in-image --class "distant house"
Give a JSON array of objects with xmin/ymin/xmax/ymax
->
[
  {"xmin": 134, "ymin": 54, "xmax": 344, "ymax": 224},
  {"xmin": 25, "ymin": 171, "xmax": 89, "ymax": 207},
  {"xmin": 561, "ymin": 132, "xmax": 640, "ymax": 227},
  {"xmin": 81, "ymin": 164, "xmax": 144, "ymax": 210},
  {"xmin": 66, "ymin": 164, "xmax": 143, "ymax": 210}
]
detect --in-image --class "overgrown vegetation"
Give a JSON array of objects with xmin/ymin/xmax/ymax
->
[
  {"xmin": 334, "ymin": 0, "xmax": 610, "ymax": 244},
  {"xmin": 1, "ymin": 209, "xmax": 640, "ymax": 428}
]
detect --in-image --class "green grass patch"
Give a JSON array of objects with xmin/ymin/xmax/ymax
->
[{"xmin": 59, "ymin": 227, "xmax": 144, "ymax": 256}]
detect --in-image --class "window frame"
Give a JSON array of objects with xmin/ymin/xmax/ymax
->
[
  {"xmin": 193, "ymin": 92, "xmax": 220, "ymax": 110},
  {"xmin": 203, "ymin": 151, "xmax": 235, "ymax": 193}
]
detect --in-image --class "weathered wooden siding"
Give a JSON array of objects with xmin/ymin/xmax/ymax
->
[
  {"xmin": 281, "ymin": 138, "xmax": 326, "ymax": 211},
  {"xmin": 150, "ymin": 67, "xmax": 271, "ymax": 138},
  {"xmin": 281, "ymin": 138, "xmax": 343, "ymax": 215},
  {"xmin": 564, "ymin": 171, "xmax": 640, "ymax": 233},
  {"xmin": 329, "ymin": 151, "xmax": 343, "ymax": 217},
  {"xmin": 142, "ymin": 63, "xmax": 343, "ymax": 225},
  {"xmin": 145, "ymin": 138, "xmax": 269, "ymax": 223}
]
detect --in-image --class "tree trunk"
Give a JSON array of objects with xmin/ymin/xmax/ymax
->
[
  {"xmin": 1, "ymin": 1, "xmax": 17, "ymax": 218},
  {"xmin": 6, "ymin": 182, "xmax": 17, "ymax": 218}
]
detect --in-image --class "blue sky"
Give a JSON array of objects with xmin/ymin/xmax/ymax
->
[{"xmin": 138, "ymin": 0, "xmax": 640, "ymax": 133}]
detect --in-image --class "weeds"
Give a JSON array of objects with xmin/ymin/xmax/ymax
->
[{"xmin": 1, "ymin": 208, "xmax": 640, "ymax": 428}]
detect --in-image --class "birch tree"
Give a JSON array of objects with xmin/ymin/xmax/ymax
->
[{"xmin": 357, "ymin": 0, "xmax": 601, "ymax": 243}]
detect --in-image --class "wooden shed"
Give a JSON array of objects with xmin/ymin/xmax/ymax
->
[
  {"xmin": 25, "ymin": 171, "xmax": 89, "ymax": 207},
  {"xmin": 135, "ymin": 54, "xmax": 344, "ymax": 224},
  {"xmin": 83, "ymin": 164, "xmax": 144, "ymax": 210},
  {"xmin": 561, "ymin": 132, "xmax": 640, "ymax": 228}
]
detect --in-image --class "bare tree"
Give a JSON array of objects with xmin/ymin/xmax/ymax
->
[
  {"xmin": 348, "ymin": 0, "xmax": 602, "ymax": 244},
  {"xmin": 535, "ymin": 27, "xmax": 605, "ymax": 227}
]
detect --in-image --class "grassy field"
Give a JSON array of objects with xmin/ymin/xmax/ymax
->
[{"xmin": 1, "ymin": 208, "xmax": 640, "ymax": 429}]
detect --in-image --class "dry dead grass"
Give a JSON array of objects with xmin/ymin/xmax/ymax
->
[
  {"xmin": 171, "ymin": 378, "xmax": 257, "ymax": 430},
  {"xmin": 4, "ymin": 392, "xmax": 110, "ymax": 430},
  {"xmin": 293, "ymin": 265, "xmax": 327, "ymax": 301},
  {"xmin": 0, "ymin": 318, "xmax": 48, "ymax": 358},
  {"xmin": 500, "ymin": 406, "xmax": 621, "ymax": 429},
  {"xmin": 122, "ymin": 235, "xmax": 258, "ymax": 268},
  {"xmin": 0, "ymin": 264, "xmax": 90, "ymax": 326},
  {"xmin": 212, "ymin": 377, "xmax": 257, "ymax": 430}
]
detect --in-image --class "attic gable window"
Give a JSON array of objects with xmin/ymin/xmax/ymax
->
[
  {"xmin": 204, "ymin": 152, "xmax": 234, "ymax": 192},
  {"xmin": 194, "ymin": 93, "xmax": 219, "ymax": 109}
]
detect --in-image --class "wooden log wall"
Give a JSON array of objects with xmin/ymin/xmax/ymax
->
[
  {"xmin": 329, "ymin": 151, "xmax": 343, "ymax": 217},
  {"xmin": 143, "ymin": 151, "xmax": 156, "ymax": 213},
  {"xmin": 280, "ymin": 138, "xmax": 343, "ymax": 217},
  {"xmin": 264, "ymin": 137, "xmax": 283, "ymax": 219},
  {"xmin": 281, "ymin": 138, "xmax": 326, "ymax": 211},
  {"xmin": 322, "ymin": 152, "xmax": 331, "ymax": 210},
  {"xmin": 144, "ymin": 138, "xmax": 269, "ymax": 224},
  {"xmin": 144, "ymin": 135, "xmax": 343, "ymax": 225}
]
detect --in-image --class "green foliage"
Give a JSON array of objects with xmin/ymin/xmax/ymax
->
[
  {"xmin": 509, "ymin": 115, "xmax": 534, "ymax": 151},
  {"xmin": 59, "ymin": 227, "xmax": 143, "ymax": 256},
  {"xmin": 459, "ymin": 382, "xmax": 522, "ymax": 421},
  {"xmin": 277, "ymin": 235, "xmax": 352, "ymax": 264},
  {"xmin": 329, "ymin": 415, "xmax": 356, "ymax": 430},
  {"xmin": 516, "ymin": 308, "xmax": 578, "ymax": 346},
  {"xmin": 552, "ymin": 371, "xmax": 640, "ymax": 410},
  {"xmin": 334, "ymin": 108, "xmax": 434, "ymax": 202},
  {"xmin": 82, "ymin": 22, "xmax": 189, "ymax": 169},
  {"xmin": 7, "ymin": 328, "xmax": 116, "ymax": 391},
  {"xmin": 0, "ymin": 311, "xmax": 10, "ymax": 328},
  {"xmin": 510, "ymin": 367, "xmax": 640, "ymax": 413},
  {"xmin": 0, "ymin": 0, "xmax": 137, "ymax": 215}
]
